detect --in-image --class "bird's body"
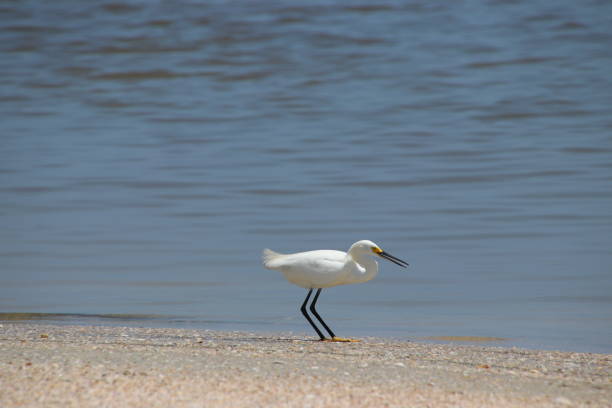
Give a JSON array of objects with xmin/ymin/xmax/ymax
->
[
  {"xmin": 262, "ymin": 248, "xmax": 378, "ymax": 288},
  {"xmin": 262, "ymin": 240, "xmax": 408, "ymax": 342}
]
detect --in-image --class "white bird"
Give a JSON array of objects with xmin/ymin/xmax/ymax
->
[{"xmin": 262, "ymin": 240, "xmax": 408, "ymax": 342}]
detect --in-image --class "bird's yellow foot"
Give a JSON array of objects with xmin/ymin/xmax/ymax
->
[{"xmin": 322, "ymin": 337, "xmax": 361, "ymax": 342}]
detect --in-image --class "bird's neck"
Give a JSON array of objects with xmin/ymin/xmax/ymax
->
[{"xmin": 348, "ymin": 253, "xmax": 379, "ymax": 283}]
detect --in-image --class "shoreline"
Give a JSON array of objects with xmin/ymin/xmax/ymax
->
[
  {"xmin": 1, "ymin": 323, "xmax": 610, "ymax": 407},
  {"xmin": 1, "ymin": 312, "xmax": 608, "ymax": 355}
]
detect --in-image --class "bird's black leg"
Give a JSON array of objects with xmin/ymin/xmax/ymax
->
[
  {"xmin": 300, "ymin": 289, "xmax": 326, "ymax": 340},
  {"xmin": 309, "ymin": 288, "xmax": 337, "ymax": 339}
]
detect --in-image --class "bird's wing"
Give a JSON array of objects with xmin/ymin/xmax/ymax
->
[
  {"xmin": 267, "ymin": 249, "xmax": 350, "ymax": 288},
  {"xmin": 286, "ymin": 250, "xmax": 346, "ymax": 273}
]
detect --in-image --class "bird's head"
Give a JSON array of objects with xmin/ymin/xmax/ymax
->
[{"xmin": 349, "ymin": 240, "xmax": 409, "ymax": 268}]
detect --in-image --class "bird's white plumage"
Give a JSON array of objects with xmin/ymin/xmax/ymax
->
[
  {"xmin": 262, "ymin": 240, "xmax": 408, "ymax": 341},
  {"xmin": 262, "ymin": 240, "xmax": 385, "ymax": 289}
]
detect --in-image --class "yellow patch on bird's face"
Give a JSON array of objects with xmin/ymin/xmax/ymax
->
[{"xmin": 372, "ymin": 247, "xmax": 383, "ymax": 254}]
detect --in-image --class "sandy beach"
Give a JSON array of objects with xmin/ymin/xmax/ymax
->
[{"xmin": 0, "ymin": 323, "xmax": 610, "ymax": 407}]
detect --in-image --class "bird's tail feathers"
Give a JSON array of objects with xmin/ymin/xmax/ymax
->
[{"xmin": 262, "ymin": 248, "xmax": 284, "ymax": 269}]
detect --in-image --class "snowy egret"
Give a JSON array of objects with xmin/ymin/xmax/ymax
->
[{"xmin": 262, "ymin": 240, "xmax": 408, "ymax": 342}]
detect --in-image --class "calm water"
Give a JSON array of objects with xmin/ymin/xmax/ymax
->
[{"xmin": 1, "ymin": 0, "xmax": 612, "ymax": 353}]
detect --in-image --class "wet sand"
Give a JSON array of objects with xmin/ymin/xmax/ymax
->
[{"xmin": 1, "ymin": 323, "xmax": 610, "ymax": 407}]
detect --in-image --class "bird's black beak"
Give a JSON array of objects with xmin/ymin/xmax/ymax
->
[{"xmin": 379, "ymin": 251, "xmax": 409, "ymax": 268}]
